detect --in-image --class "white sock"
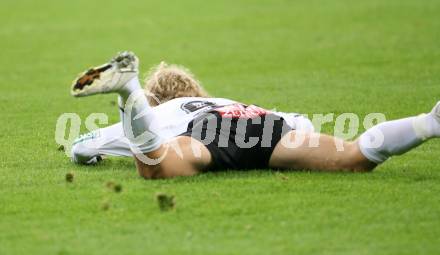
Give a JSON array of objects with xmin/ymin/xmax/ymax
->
[
  {"xmin": 359, "ymin": 113, "xmax": 440, "ymax": 164},
  {"xmin": 118, "ymin": 77, "xmax": 162, "ymax": 153},
  {"xmin": 117, "ymin": 77, "xmax": 144, "ymax": 105},
  {"xmin": 118, "ymin": 96, "xmax": 125, "ymax": 124},
  {"xmin": 413, "ymin": 113, "xmax": 440, "ymax": 139}
]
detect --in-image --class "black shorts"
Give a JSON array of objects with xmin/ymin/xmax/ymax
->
[{"xmin": 180, "ymin": 104, "xmax": 293, "ymax": 170}]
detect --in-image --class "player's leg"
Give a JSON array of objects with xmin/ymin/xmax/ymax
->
[
  {"xmin": 71, "ymin": 123, "xmax": 131, "ymax": 164},
  {"xmin": 118, "ymin": 79, "xmax": 213, "ymax": 178},
  {"xmin": 120, "ymin": 78, "xmax": 212, "ymax": 178},
  {"xmin": 357, "ymin": 102, "xmax": 440, "ymax": 164},
  {"xmin": 134, "ymin": 136, "xmax": 212, "ymax": 179},
  {"xmin": 270, "ymin": 102, "xmax": 440, "ymax": 171},
  {"xmin": 269, "ymin": 132, "xmax": 375, "ymax": 171},
  {"xmin": 71, "ymin": 52, "xmax": 212, "ymax": 178}
]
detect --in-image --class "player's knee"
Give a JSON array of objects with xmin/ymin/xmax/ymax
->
[
  {"xmin": 342, "ymin": 143, "xmax": 377, "ymax": 172},
  {"xmin": 71, "ymin": 142, "xmax": 100, "ymax": 165}
]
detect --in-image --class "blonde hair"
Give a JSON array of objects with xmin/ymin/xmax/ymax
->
[{"xmin": 144, "ymin": 62, "xmax": 210, "ymax": 106}]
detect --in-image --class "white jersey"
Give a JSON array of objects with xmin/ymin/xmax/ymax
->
[
  {"xmin": 71, "ymin": 97, "xmax": 314, "ymax": 164},
  {"xmin": 143, "ymin": 97, "xmax": 237, "ymax": 141}
]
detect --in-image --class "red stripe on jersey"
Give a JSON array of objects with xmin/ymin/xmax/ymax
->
[{"xmin": 214, "ymin": 104, "xmax": 270, "ymax": 118}]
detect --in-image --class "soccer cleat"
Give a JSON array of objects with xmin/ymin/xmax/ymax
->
[{"xmin": 71, "ymin": 51, "xmax": 139, "ymax": 97}]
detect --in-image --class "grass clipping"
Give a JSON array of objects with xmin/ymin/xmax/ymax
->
[{"xmin": 156, "ymin": 193, "xmax": 175, "ymax": 212}]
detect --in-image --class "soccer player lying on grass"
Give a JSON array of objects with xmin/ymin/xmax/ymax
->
[
  {"xmin": 71, "ymin": 52, "xmax": 440, "ymax": 179},
  {"xmin": 71, "ymin": 61, "xmax": 216, "ymax": 164},
  {"xmin": 71, "ymin": 59, "xmax": 314, "ymax": 164}
]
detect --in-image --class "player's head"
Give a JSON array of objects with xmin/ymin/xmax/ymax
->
[{"xmin": 144, "ymin": 62, "xmax": 210, "ymax": 106}]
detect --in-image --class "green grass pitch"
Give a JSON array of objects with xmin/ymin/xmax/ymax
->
[{"xmin": 1, "ymin": 0, "xmax": 440, "ymax": 254}]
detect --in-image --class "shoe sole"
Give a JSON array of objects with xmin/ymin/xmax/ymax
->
[
  {"xmin": 72, "ymin": 64, "xmax": 113, "ymax": 92},
  {"xmin": 71, "ymin": 51, "xmax": 138, "ymax": 97}
]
